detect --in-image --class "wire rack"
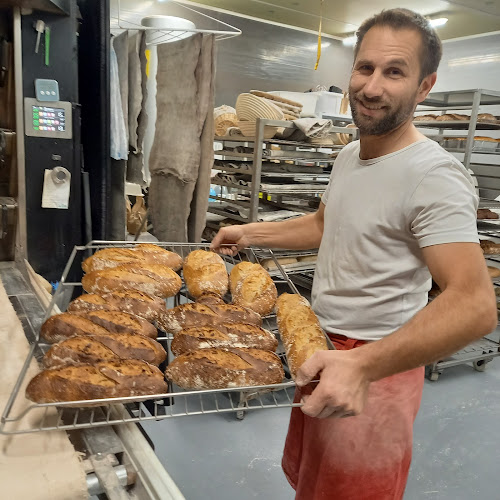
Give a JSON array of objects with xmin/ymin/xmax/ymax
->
[{"xmin": 1, "ymin": 241, "xmax": 330, "ymax": 435}]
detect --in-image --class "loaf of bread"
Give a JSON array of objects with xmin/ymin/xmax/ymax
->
[
  {"xmin": 477, "ymin": 113, "xmax": 497, "ymax": 123},
  {"xmin": 275, "ymin": 293, "xmax": 328, "ymax": 378},
  {"xmin": 165, "ymin": 348, "xmax": 284, "ymax": 389},
  {"xmin": 81, "ymin": 263, "xmax": 182, "ymax": 298},
  {"xmin": 41, "ymin": 313, "xmax": 112, "ymax": 343},
  {"xmin": 261, "ymin": 257, "xmax": 297, "ymax": 271},
  {"xmin": 26, "ymin": 359, "xmax": 168, "ymax": 404},
  {"xmin": 480, "ymin": 240, "xmax": 500, "ymax": 255},
  {"xmin": 43, "ymin": 333, "xmax": 166, "ymax": 368},
  {"xmin": 183, "ymin": 249, "xmax": 229, "ymax": 298},
  {"xmin": 82, "ymin": 245, "xmax": 182, "ymax": 273},
  {"xmin": 413, "ymin": 114, "xmax": 436, "ymax": 121},
  {"xmin": 229, "ymin": 262, "xmax": 277, "ymax": 316},
  {"xmin": 477, "ymin": 208, "xmax": 499, "ymax": 220},
  {"xmin": 158, "ymin": 301, "xmax": 262, "ymax": 333},
  {"xmin": 170, "ymin": 323, "xmax": 278, "ymax": 356},
  {"xmin": 77, "ymin": 310, "xmax": 158, "ymax": 339},
  {"xmin": 487, "ymin": 266, "xmax": 500, "ymax": 278},
  {"xmin": 68, "ymin": 291, "xmax": 164, "ymax": 322}
]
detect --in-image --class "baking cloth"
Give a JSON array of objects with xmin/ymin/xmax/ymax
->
[
  {"xmin": 0, "ymin": 279, "xmax": 87, "ymax": 499},
  {"xmin": 282, "ymin": 334, "xmax": 425, "ymax": 500},
  {"xmin": 113, "ymin": 31, "xmax": 129, "ymax": 143},
  {"xmin": 127, "ymin": 32, "xmax": 148, "ymax": 186},
  {"xmin": 149, "ymin": 34, "xmax": 215, "ymax": 242},
  {"xmin": 278, "ymin": 118, "xmax": 334, "ymax": 141}
]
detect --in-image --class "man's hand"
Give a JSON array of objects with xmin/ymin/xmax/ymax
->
[
  {"xmin": 210, "ymin": 225, "xmax": 251, "ymax": 256},
  {"xmin": 295, "ymin": 350, "xmax": 371, "ymax": 419}
]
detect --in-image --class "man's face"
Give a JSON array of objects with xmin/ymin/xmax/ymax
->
[{"xmin": 348, "ymin": 26, "xmax": 425, "ymax": 135}]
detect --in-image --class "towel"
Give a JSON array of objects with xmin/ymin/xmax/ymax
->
[
  {"xmin": 278, "ymin": 118, "xmax": 335, "ymax": 141},
  {"xmin": 149, "ymin": 34, "xmax": 216, "ymax": 242}
]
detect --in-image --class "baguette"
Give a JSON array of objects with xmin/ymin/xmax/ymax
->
[
  {"xmin": 77, "ymin": 310, "xmax": 158, "ymax": 339},
  {"xmin": 26, "ymin": 359, "xmax": 168, "ymax": 404},
  {"xmin": 165, "ymin": 348, "xmax": 284, "ymax": 389},
  {"xmin": 229, "ymin": 262, "xmax": 277, "ymax": 316},
  {"xmin": 68, "ymin": 291, "xmax": 164, "ymax": 322},
  {"xmin": 43, "ymin": 333, "xmax": 166, "ymax": 368},
  {"xmin": 183, "ymin": 249, "xmax": 229, "ymax": 298},
  {"xmin": 81, "ymin": 263, "xmax": 182, "ymax": 298},
  {"xmin": 41, "ymin": 313, "xmax": 111, "ymax": 344},
  {"xmin": 275, "ymin": 293, "xmax": 328, "ymax": 378},
  {"xmin": 170, "ymin": 323, "xmax": 278, "ymax": 355},
  {"xmin": 480, "ymin": 240, "xmax": 500, "ymax": 255},
  {"xmin": 82, "ymin": 245, "xmax": 182, "ymax": 273},
  {"xmin": 158, "ymin": 301, "xmax": 262, "ymax": 334}
]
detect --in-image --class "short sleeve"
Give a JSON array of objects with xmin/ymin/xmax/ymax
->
[
  {"xmin": 321, "ymin": 173, "xmax": 333, "ymax": 205},
  {"xmin": 407, "ymin": 161, "xmax": 479, "ymax": 248}
]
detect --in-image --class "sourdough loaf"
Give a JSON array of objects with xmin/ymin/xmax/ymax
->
[
  {"xmin": 480, "ymin": 240, "xmax": 500, "ymax": 255},
  {"xmin": 43, "ymin": 333, "xmax": 166, "ymax": 368},
  {"xmin": 77, "ymin": 310, "xmax": 158, "ymax": 339},
  {"xmin": 487, "ymin": 266, "xmax": 500, "ymax": 279},
  {"xmin": 275, "ymin": 293, "xmax": 328, "ymax": 378},
  {"xmin": 68, "ymin": 291, "xmax": 164, "ymax": 322},
  {"xmin": 165, "ymin": 348, "xmax": 284, "ymax": 389},
  {"xmin": 26, "ymin": 359, "xmax": 168, "ymax": 403},
  {"xmin": 229, "ymin": 262, "xmax": 277, "ymax": 316},
  {"xmin": 41, "ymin": 313, "xmax": 111, "ymax": 343},
  {"xmin": 170, "ymin": 323, "xmax": 278, "ymax": 355},
  {"xmin": 183, "ymin": 249, "xmax": 229, "ymax": 298},
  {"xmin": 82, "ymin": 245, "xmax": 183, "ymax": 273},
  {"xmin": 158, "ymin": 301, "xmax": 262, "ymax": 334},
  {"xmin": 81, "ymin": 263, "xmax": 182, "ymax": 298}
]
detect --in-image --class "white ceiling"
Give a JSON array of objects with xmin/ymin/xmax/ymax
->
[{"xmin": 114, "ymin": 0, "xmax": 500, "ymax": 41}]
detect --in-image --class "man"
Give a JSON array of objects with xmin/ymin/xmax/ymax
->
[{"xmin": 211, "ymin": 8, "xmax": 497, "ymax": 499}]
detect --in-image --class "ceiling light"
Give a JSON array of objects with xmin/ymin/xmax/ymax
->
[
  {"xmin": 342, "ymin": 35, "xmax": 357, "ymax": 46},
  {"xmin": 429, "ymin": 18, "xmax": 448, "ymax": 28}
]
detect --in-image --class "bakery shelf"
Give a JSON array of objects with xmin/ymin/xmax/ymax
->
[
  {"xmin": 0, "ymin": 241, "xmax": 333, "ymax": 435},
  {"xmin": 210, "ymin": 118, "xmax": 354, "ymax": 223}
]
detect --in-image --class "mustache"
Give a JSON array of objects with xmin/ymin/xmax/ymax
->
[{"xmin": 354, "ymin": 92, "xmax": 384, "ymax": 104}]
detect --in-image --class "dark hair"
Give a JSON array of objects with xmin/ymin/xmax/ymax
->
[{"xmin": 353, "ymin": 8, "xmax": 442, "ymax": 81}]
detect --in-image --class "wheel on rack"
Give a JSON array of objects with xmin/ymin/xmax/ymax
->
[
  {"xmin": 428, "ymin": 371, "xmax": 441, "ymax": 381},
  {"xmin": 473, "ymin": 358, "xmax": 492, "ymax": 372},
  {"xmin": 236, "ymin": 409, "xmax": 246, "ymax": 420}
]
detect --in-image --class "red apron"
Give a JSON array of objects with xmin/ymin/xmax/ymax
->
[{"xmin": 282, "ymin": 334, "xmax": 425, "ymax": 500}]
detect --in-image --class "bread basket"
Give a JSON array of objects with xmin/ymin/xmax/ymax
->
[
  {"xmin": 238, "ymin": 120, "xmax": 279, "ymax": 139},
  {"xmin": 236, "ymin": 93, "xmax": 285, "ymax": 122}
]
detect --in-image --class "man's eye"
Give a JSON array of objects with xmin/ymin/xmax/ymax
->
[{"xmin": 388, "ymin": 68, "xmax": 402, "ymax": 76}]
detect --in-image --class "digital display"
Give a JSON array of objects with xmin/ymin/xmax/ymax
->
[{"xmin": 32, "ymin": 105, "xmax": 66, "ymax": 133}]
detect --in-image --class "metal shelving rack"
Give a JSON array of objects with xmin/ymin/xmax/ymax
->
[
  {"xmin": 210, "ymin": 118, "xmax": 357, "ymax": 282},
  {"xmin": 415, "ymin": 89, "xmax": 500, "ymax": 380}
]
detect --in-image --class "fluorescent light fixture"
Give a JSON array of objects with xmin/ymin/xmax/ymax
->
[
  {"xmin": 429, "ymin": 17, "xmax": 448, "ymax": 27},
  {"xmin": 342, "ymin": 35, "xmax": 357, "ymax": 46}
]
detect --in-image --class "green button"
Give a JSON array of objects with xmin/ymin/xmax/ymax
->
[
  {"xmin": 33, "ymin": 120, "xmax": 39, "ymax": 126},
  {"xmin": 34, "ymin": 127, "xmax": 39, "ymax": 130}
]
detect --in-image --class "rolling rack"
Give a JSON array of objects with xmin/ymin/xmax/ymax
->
[
  {"xmin": 427, "ymin": 200, "xmax": 500, "ymax": 381},
  {"xmin": 414, "ymin": 89, "xmax": 500, "ymax": 381},
  {"xmin": 0, "ymin": 241, "xmax": 334, "ymax": 436}
]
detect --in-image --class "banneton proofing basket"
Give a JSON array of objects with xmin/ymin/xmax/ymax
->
[{"xmin": 0, "ymin": 241, "xmax": 333, "ymax": 435}]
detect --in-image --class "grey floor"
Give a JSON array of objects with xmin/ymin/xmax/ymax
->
[{"xmin": 143, "ymin": 341, "xmax": 500, "ymax": 500}]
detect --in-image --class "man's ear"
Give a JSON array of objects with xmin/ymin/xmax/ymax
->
[{"xmin": 417, "ymin": 72, "xmax": 437, "ymax": 104}]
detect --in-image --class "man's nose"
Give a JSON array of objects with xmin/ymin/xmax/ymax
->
[{"xmin": 362, "ymin": 71, "xmax": 384, "ymax": 99}]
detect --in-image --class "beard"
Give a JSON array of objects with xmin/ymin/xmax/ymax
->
[{"xmin": 348, "ymin": 89, "xmax": 416, "ymax": 135}]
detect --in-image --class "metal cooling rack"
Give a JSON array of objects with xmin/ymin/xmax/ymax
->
[{"xmin": 1, "ymin": 241, "xmax": 329, "ymax": 435}]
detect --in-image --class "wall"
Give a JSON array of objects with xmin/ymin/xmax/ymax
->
[{"xmin": 213, "ymin": 13, "xmax": 355, "ymax": 107}]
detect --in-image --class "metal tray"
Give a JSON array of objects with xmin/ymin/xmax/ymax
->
[{"xmin": 1, "ymin": 241, "xmax": 331, "ymax": 435}]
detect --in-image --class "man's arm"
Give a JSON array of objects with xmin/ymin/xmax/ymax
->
[
  {"xmin": 297, "ymin": 242, "xmax": 498, "ymax": 418},
  {"xmin": 210, "ymin": 203, "xmax": 325, "ymax": 255}
]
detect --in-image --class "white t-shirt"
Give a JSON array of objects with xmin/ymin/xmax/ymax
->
[{"xmin": 311, "ymin": 139, "xmax": 479, "ymax": 341}]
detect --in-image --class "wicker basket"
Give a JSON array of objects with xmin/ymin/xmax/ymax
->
[
  {"xmin": 237, "ymin": 120, "xmax": 279, "ymax": 139},
  {"xmin": 214, "ymin": 105, "xmax": 238, "ymax": 137}
]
